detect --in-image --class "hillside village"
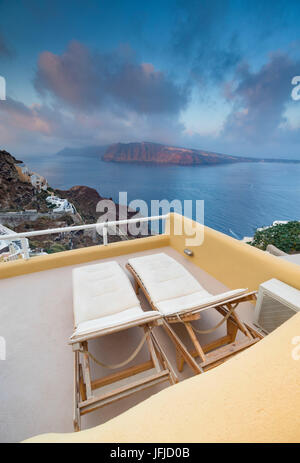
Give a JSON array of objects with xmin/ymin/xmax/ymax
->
[{"xmin": 0, "ymin": 150, "xmax": 139, "ymax": 261}]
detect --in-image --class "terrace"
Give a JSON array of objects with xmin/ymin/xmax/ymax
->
[{"xmin": 1, "ymin": 213, "xmax": 300, "ymax": 442}]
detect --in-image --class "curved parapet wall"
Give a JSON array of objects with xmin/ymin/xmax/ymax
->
[
  {"xmin": 1, "ymin": 212, "xmax": 300, "ymax": 293},
  {"xmin": 24, "ymin": 312, "xmax": 300, "ymax": 443},
  {"xmin": 0, "ymin": 234, "xmax": 170, "ymax": 280},
  {"xmin": 167, "ymin": 213, "xmax": 300, "ymax": 292}
]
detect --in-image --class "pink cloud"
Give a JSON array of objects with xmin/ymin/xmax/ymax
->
[{"xmin": 34, "ymin": 41, "xmax": 189, "ymax": 114}]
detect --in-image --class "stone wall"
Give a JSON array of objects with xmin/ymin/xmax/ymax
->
[{"xmin": 0, "ymin": 211, "xmax": 76, "ymax": 228}]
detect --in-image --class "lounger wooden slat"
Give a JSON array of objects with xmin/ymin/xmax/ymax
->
[
  {"xmin": 79, "ymin": 371, "xmax": 170, "ymax": 415},
  {"xmin": 126, "ymin": 253, "xmax": 264, "ymax": 374}
]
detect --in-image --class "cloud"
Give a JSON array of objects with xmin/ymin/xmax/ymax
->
[
  {"xmin": 1, "ymin": 33, "xmax": 300, "ymax": 160},
  {"xmin": 0, "ymin": 98, "xmax": 53, "ymax": 134},
  {"xmin": 0, "ymin": 32, "xmax": 13, "ymax": 58},
  {"xmin": 0, "ymin": 98, "xmax": 69, "ymax": 154},
  {"xmin": 171, "ymin": 0, "xmax": 241, "ymax": 84},
  {"xmin": 0, "ymin": 40, "xmax": 189, "ymax": 155},
  {"xmin": 34, "ymin": 41, "xmax": 189, "ymax": 114},
  {"xmin": 170, "ymin": 0, "xmax": 300, "ymax": 88},
  {"xmin": 222, "ymin": 53, "xmax": 300, "ymax": 143},
  {"xmin": 0, "ymin": 96, "xmax": 185, "ymax": 156}
]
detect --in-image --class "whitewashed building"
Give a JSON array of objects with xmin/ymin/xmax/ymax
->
[
  {"xmin": 0, "ymin": 224, "xmax": 30, "ymax": 261},
  {"xmin": 30, "ymin": 173, "xmax": 48, "ymax": 191},
  {"xmin": 46, "ymin": 195, "xmax": 75, "ymax": 213},
  {"xmin": 15, "ymin": 163, "xmax": 48, "ymax": 192}
]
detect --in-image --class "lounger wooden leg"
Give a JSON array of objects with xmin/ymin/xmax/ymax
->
[
  {"xmin": 244, "ymin": 322, "xmax": 265, "ymax": 340},
  {"xmin": 227, "ymin": 317, "xmax": 238, "ymax": 342},
  {"xmin": 79, "ymin": 363, "xmax": 87, "ymax": 402},
  {"xmin": 152, "ymin": 337, "xmax": 164, "ymax": 365},
  {"xmin": 176, "ymin": 348, "xmax": 185, "ymax": 373},
  {"xmin": 144, "ymin": 326, "xmax": 161, "ymax": 372},
  {"xmin": 81, "ymin": 341, "xmax": 93, "ymax": 399},
  {"xmin": 73, "ymin": 350, "xmax": 81, "ymax": 432},
  {"xmin": 162, "ymin": 320, "xmax": 203, "ymax": 374},
  {"xmin": 149, "ymin": 332, "xmax": 165, "ymax": 368},
  {"xmin": 184, "ymin": 322, "xmax": 206, "ymax": 363},
  {"xmin": 225, "ymin": 303, "xmax": 253, "ymax": 339},
  {"xmin": 150, "ymin": 331, "xmax": 179, "ymax": 385}
]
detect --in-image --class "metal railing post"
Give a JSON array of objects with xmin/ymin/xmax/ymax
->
[
  {"xmin": 20, "ymin": 238, "xmax": 30, "ymax": 260},
  {"xmin": 103, "ymin": 224, "xmax": 108, "ymax": 246},
  {"xmin": 1, "ymin": 214, "xmax": 169, "ymax": 260}
]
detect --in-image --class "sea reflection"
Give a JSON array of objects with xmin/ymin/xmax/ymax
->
[{"xmin": 22, "ymin": 153, "xmax": 300, "ymax": 239}]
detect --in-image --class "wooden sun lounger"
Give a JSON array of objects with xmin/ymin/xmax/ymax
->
[
  {"xmin": 69, "ymin": 261, "xmax": 177, "ymax": 431},
  {"xmin": 126, "ymin": 253, "xmax": 264, "ymax": 375}
]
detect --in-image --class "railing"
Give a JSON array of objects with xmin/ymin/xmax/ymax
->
[
  {"xmin": 1, "ymin": 214, "xmax": 169, "ymax": 260},
  {"xmin": 4, "ymin": 249, "xmax": 22, "ymax": 262}
]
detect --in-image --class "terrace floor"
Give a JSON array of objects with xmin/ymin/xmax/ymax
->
[{"xmin": 0, "ymin": 245, "xmax": 255, "ymax": 442}]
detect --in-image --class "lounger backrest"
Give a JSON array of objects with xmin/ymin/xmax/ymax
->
[
  {"xmin": 72, "ymin": 261, "xmax": 140, "ymax": 326},
  {"xmin": 128, "ymin": 253, "xmax": 206, "ymax": 303}
]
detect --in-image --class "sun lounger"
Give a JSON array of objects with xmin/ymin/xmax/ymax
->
[
  {"xmin": 126, "ymin": 253, "xmax": 263, "ymax": 374},
  {"xmin": 69, "ymin": 260, "xmax": 177, "ymax": 431},
  {"xmin": 25, "ymin": 312, "xmax": 300, "ymax": 443}
]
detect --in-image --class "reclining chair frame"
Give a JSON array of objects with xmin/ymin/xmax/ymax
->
[
  {"xmin": 126, "ymin": 262, "xmax": 264, "ymax": 375},
  {"xmin": 70, "ymin": 318, "xmax": 178, "ymax": 431}
]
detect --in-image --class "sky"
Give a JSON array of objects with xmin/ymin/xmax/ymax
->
[{"xmin": 0, "ymin": 0, "xmax": 300, "ymax": 158}]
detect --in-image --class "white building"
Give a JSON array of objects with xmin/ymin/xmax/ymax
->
[
  {"xmin": 19, "ymin": 163, "xmax": 30, "ymax": 176},
  {"xmin": 46, "ymin": 195, "xmax": 75, "ymax": 213},
  {"xmin": 15, "ymin": 163, "xmax": 48, "ymax": 192},
  {"xmin": 0, "ymin": 224, "xmax": 30, "ymax": 261},
  {"xmin": 30, "ymin": 173, "xmax": 48, "ymax": 191}
]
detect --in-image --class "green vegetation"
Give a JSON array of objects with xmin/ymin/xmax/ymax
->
[
  {"xmin": 46, "ymin": 243, "xmax": 68, "ymax": 254},
  {"xmin": 249, "ymin": 221, "xmax": 300, "ymax": 254}
]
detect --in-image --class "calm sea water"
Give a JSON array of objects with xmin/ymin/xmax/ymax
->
[{"xmin": 23, "ymin": 154, "xmax": 300, "ymax": 239}]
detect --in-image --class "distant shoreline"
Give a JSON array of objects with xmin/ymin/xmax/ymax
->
[
  {"xmin": 102, "ymin": 141, "xmax": 300, "ymax": 166},
  {"xmin": 102, "ymin": 157, "xmax": 300, "ymax": 167}
]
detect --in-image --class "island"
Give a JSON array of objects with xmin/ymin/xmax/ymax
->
[{"xmin": 102, "ymin": 141, "xmax": 300, "ymax": 166}]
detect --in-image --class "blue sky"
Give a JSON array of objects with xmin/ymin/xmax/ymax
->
[{"xmin": 0, "ymin": 0, "xmax": 300, "ymax": 158}]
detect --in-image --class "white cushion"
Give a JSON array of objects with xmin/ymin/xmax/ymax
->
[
  {"xmin": 156, "ymin": 289, "xmax": 248, "ymax": 316},
  {"xmin": 70, "ymin": 307, "xmax": 160, "ymax": 340},
  {"xmin": 128, "ymin": 253, "xmax": 247, "ymax": 316},
  {"xmin": 72, "ymin": 261, "xmax": 141, "ymax": 326},
  {"xmin": 128, "ymin": 253, "xmax": 206, "ymax": 303}
]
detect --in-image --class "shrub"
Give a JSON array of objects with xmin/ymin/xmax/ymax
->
[
  {"xmin": 46, "ymin": 243, "xmax": 67, "ymax": 254},
  {"xmin": 249, "ymin": 221, "xmax": 300, "ymax": 253}
]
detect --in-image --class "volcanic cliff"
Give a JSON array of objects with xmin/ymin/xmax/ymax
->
[
  {"xmin": 0, "ymin": 149, "xmax": 141, "ymax": 254},
  {"xmin": 0, "ymin": 150, "xmax": 40, "ymax": 211},
  {"xmin": 102, "ymin": 142, "xmax": 253, "ymax": 166}
]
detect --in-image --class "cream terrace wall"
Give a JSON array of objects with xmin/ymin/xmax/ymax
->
[
  {"xmin": 23, "ymin": 312, "xmax": 300, "ymax": 443},
  {"xmin": 0, "ymin": 234, "xmax": 170, "ymax": 280},
  {"xmin": 2, "ymin": 212, "xmax": 300, "ymax": 291},
  {"xmin": 168, "ymin": 213, "xmax": 300, "ymax": 292}
]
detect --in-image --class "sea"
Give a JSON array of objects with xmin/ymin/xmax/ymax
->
[{"xmin": 22, "ymin": 153, "xmax": 300, "ymax": 239}]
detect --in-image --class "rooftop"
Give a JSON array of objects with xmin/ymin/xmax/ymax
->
[{"xmin": 1, "ymin": 213, "xmax": 300, "ymax": 442}]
